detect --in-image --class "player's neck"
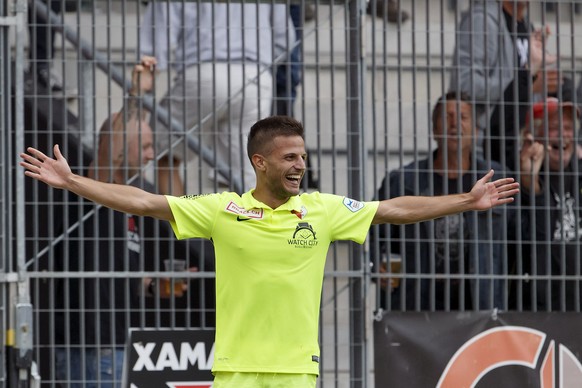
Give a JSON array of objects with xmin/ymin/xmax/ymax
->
[{"xmin": 252, "ymin": 188, "xmax": 290, "ymax": 209}]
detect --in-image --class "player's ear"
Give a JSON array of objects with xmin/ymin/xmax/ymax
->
[{"xmin": 252, "ymin": 154, "xmax": 266, "ymax": 171}]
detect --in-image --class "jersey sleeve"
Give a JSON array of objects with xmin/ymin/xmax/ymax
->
[
  {"xmin": 319, "ymin": 193, "xmax": 379, "ymax": 244},
  {"xmin": 166, "ymin": 193, "xmax": 221, "ymax": 240}
]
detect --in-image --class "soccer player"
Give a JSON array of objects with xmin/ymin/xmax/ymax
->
[{"xmin": 20, "ymin": 115, "xmax": 519, "ymax": 387}]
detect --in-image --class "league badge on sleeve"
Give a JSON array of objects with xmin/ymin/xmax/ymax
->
[{"xmin": 343, "ymin": 197, "xmax": 364, "ymax": 212}]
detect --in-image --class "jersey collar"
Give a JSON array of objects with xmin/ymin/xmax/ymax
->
[{"xmin": 241, "ymin": 190, "xmax": 303, "ymax": 212}]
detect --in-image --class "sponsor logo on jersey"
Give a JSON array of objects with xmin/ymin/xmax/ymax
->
[
  {"xmin": 225, "ymin": 201, "xmax": 263, "ymax": 219},
  {"xmin": 343, "ymin": 197, "xmax": 364, "ymax": 212},
  {"xmin": 288, "ymin": 222, "xmax": 318, "ymax": 248}
]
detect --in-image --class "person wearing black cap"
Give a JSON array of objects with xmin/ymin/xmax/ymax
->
[{"xmin": 519, "ymin": 78, "xmax": 582, "ymax": 311}]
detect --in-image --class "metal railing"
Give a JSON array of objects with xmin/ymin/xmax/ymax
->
[{"xmin": 7, "ymin": 1, "xmax": 582, "ymax": 387}]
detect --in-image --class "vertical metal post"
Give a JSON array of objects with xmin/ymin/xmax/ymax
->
[
  {"xmin": 14, "ymin": 0, "xmax": 26, "ymax": 277},
  {"xmin": 0, "ymin": 0, "xmax": 9, "ymax": 385},
  {"xmin": 14, "ymin": 1, "xmax": 34, "ymax": 387},
  {"xmin": 347, "ymin": 0, "xmax": 367, "ymax": 387}
]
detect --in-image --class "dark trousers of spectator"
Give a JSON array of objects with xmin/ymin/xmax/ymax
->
[
  {"xmin": 274, "ymin": 5, "xmax": 302, "ymax": 117},
  {"xmin": 28, "ymin": 0, "xmax": 62, "ymax": 73}
]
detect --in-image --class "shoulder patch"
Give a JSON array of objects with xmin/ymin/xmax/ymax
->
[{"xmin": 343, "ymin": 197, "xmax": 364, "ymax": 212}]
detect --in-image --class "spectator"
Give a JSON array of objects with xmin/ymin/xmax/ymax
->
[
  {"xmin": 371, "ymin": 92, "xmax": 511, "ymax": 310},
  {"xmin": 139, "ymin": 2, "xmax": 295, "ymax": 195},
  {"xmin": 21, "ymin": 115, "xmax": 519, "ymax": 387},
  {"xmin": 52, "ymin": 57, "xmax": 191, "ymax": 387},
  {"xmin": 274, "ymin": 5, "xmax": 302, "ymax": 118},
  {"xmin": 449, "ymin": 0, "xmax": 558, "ymax": 169},
  {"xmin": 28, "ymin": 0, "xmax": 62, "ymax": 92},
  {"xmin": 519, "ymin": 78, "xmax": 582, "ymax": 311},
  {"xmin": 273, "ymin": 5, "xmax": 320, "ymax": 189},
  {"xmin": 27, "ymin": 0, "xmax": 75, "ymax": 97}
]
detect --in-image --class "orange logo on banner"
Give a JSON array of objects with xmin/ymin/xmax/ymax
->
[{"xmin": 437, "ymin": 326, "xmax": 582, "ymax": 388}]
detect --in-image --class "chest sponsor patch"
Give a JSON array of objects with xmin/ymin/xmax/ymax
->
[
  {"xmin": 225, "ymin": 201, "xmax": 263, "ymax": 219},
  {"xmin": 343, "ymin": 197, "xmax": 364, "ymax": 212},
  {"xmin": 288, "ymin": 222, "xmax": 318, "ymax": 248}
]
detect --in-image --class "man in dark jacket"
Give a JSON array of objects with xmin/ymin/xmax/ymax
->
[{"xmin": 372, "ymin": 92, "xmax": 513, "ymax": 311}]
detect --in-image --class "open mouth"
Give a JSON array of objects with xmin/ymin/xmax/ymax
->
[
  {"xmin": 549, "ymin": 142, "xmax": 569, "ymax": 151},
  {"xmin": 286, "ymin": 174, "xmax": 302, "ymax": 183}
]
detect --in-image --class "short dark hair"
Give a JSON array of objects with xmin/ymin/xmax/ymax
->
[
  {"xmin": 431, "ymin": 91, "xmax": 473, "ymax": 129},
  {"xmin": 247, "ymin": 116, "xmax": 305, "ymax": 162}
]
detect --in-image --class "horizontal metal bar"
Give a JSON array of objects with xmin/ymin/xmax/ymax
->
[{"xmin": 0, "ymin": 16, "xmax": 17, "ymax": 26}]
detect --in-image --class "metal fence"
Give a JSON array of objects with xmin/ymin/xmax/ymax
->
[{"xmin": 3, "ymin": 0, "xmax": 582, "ymax": 387}]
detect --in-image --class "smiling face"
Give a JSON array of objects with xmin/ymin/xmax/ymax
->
[
  {"xmin": 534, "ymin": 107, "xmax": 576, "ymax": 171},
  {"xmin": 253, "ymin": 135, "xmax": 307, "ymax": 207}
]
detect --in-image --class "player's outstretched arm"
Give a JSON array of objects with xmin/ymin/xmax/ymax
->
[
  {"xmin": 20, "ymin": 145, "xmax": 174, "ymax": 222},
  {"xmin": 372, "ymin": 170, "xmax": 519, "ymax": 225}
]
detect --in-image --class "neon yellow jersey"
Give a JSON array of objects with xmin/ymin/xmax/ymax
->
[{"xmin": 167, "ymin": 190, "xmax": 379, "ymax": 375}]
